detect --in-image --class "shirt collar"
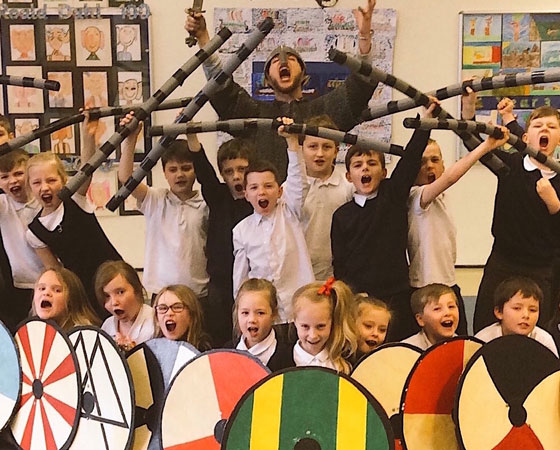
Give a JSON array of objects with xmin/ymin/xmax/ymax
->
[
  {"xmin": 353, "ymin": 191, "xmax": 378, "ymax": 207},
  {"xmin": 294, "ymin": 341, "xmax": 330, "ymax": 364},
  {"xmin": 307, "ymin": 169, "xmax": 341, "ymax": 187},
  {"xmin": 523, "ymin": 155, "xmax": 556, "ymax": 179},
  {"xmin": 10, "ymin": 196, "xmax": 38, "ymax": 212},
  {"xmin": 237, "ymin": 329, "xmax": 276, "ymax": 355},
  {"xmin": 167, "ymin": 190, "xmax": 204, "ymax": 207}
]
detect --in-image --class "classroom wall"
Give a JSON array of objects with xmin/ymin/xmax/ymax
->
[{"xmin": 98, "ymin": 0, "xmax": 560, "ymax": 268}]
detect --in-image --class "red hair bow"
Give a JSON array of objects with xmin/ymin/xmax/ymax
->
[{"xmin": 318, "ymin": 277, "xmax": 336, "ymax": 296}]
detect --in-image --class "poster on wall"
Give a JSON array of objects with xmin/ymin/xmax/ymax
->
[
  {"xmin": 214, "ymin": 7, "xmax": 397, "ymax": 162},
  {"xmin": 460, "ymin": 12, "xmax": 560, "ymax": 156}
]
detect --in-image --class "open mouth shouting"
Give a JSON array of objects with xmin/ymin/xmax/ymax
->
[
  {"xmin": 247, "ymin": 326, "xmax": 259, "ymax": 337},
  {"xmin": 113, "ymin": 308, "xmax": 125, "ymax": 317},
  {"xmin": 234, "ymin": 183, "xmax": 244, "ymax": 192},
  {"xmin": 40, "ymin": 300, "xmax": 52, "ymax": 309},
  {"xmin": 41, "ymin": 193, "xmax": 53, "ymax": 204},
  {"xmin": 279, "ymin": 65, "xmax": 291, "ymax": 81},
  {"xmin": 427, "ymin": 173, "xmax": 436, "ymax": 183},
  {"xmin": 9, "ymin": 185, "xmax": 22, "ymax": 196},
  {"xmin": 364, "ymin": 339, "xmax": 379, "ymax": 349},
  {"xmin": 539, "ymin": 135, "xmax": 549, "ymax": 150},
  {"xmin": 361, "ymin": 175, "xmax": 372, "ymax": 184},
  {"xmin": 441, "ymin": 319, "xmax": 455, "ymax": 329},
  {"xmin": 165, "ymin": 320, "xmax": 176, "ymax": 332},
  {"xmin": 258, "ymin": 199, "xmax": 269, "ymax": 209}
]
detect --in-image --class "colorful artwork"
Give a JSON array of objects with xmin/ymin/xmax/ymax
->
[
  {"xmin": 45, "ymin": 24, "xmax": 71, "ymax": 62},
  {"xmin": 87, "ymin": 168, "xmax": 118, "ymax": 217},
  {"xmin": 75, "ymin": 19, "xmax": 112, "ymax": 67},
  {"xmin": 9, "ymin": 24, "xmax": 35, "ymax": 61},
  {"xmin": 463, "ymin": 14, "xmax": 502, "ymax": 42},
  {"xmin": 50, "ymin": 119, "xmax": 77, "ymax": 155}
]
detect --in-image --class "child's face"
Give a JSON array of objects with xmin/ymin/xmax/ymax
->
[
  {"xmin": 415, "ymin": 143, "xmax": 444, "ymax": 186},
  {"xmin": 0, "ymin": 126, "xmax": 14, "ymax": 145},
  {"xmin": 244, "ymin": 171, "xmax": 282, "ymax": 216},
  {"xmin": 28, "ymin": 162, "xmax": 64, "ymax": 213},
  {"xmin": 102, "ymin": 274, "xmax": 142, "ymax": 323},
  {"xmin": 523, "ymin": 115, "xmax": 560, "ymax": 157},
  {"xmin": 346, "ymin": 153, "xmax": 387, "ymax": 196},
  {"xmin": 0, "ymin": 162, "xmax": 28, "ymax": 203},
  {"xmin": 416, "ymin": 293, "xmax": 459, "ymax": 345},
  {"xmin": 221, "ymin": 157, "xmax": 248, "ymax": 200},
  {"xmin": 34, "ymin": 270, "xmax": 67, "ymax": 324},
  {"xmin": 302, "ymin": 136, "xmax": 337, "ymax": 180},
  {"xmin": 163, "ymin": 159, "xmax": 196, "ymax": 200},
  {"xmin": 494, "ymin": 292, "xmax": 539, "ymax": 336},
  {"xmin": 237, "ymin": 289, "xmax": 274, "ymax": 349},
  {"xmin": 294, "ymin": 296, "xmax": 332, "ymax": 356},
  {"xmin": 155, "ymin": 290, "xmax": 191, "ymax": 341},
  {"xmin": 357, "ymin": 304, "xmax": 390, "ymax": 354}
]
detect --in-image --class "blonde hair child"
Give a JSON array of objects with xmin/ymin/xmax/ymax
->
[
  {"xmin": 355, "ymin": 294, "xmax": 392, "ymax": 357},
  {"xmin": 292, "ymin": 278, "xmax": 358, "ymax": 374}
]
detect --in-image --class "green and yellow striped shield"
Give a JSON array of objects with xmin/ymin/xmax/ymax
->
[{"xmin": 222, "ymin": 367, "xmax": 394, "ymax": 450}]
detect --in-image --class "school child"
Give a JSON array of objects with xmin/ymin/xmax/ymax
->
[
  {"xmin": 188, "ymin": 135, "xmax": 253, "ymax": 347},
  {"xmin": 231, "ymin": 278, "xmax": 294, "ymax": 371},
  {"xmin": 94, "ymin": 260, "xmax": 154, "ymax": 351},
  {"xmin": 25, "ymin": 114, "xmax": 121, "ymax": 318},
  {"xmin": 401, "ymin": 284, "xmax": 459, "ymax": 351},
  {"xmin": 476, "ymin": 277, "xmax": 558, "ymax": 357},
  {"xmin": 408, "ymin": 127, "xmax": 510, "ymax": 335},
  {"xmin": 291, "ymin": 278, "xmax": 358, "ymax": 374},
  {"xmin": 232, "ymin": 117, "xmax": 314, "ymax": 324},
  {"xmin": 472, "ymin": 100, "xmax": 560, "ymax": 331},
  {"xmin": 0, "ymin": 148, "xmax": 44, "ymax": 330},
  {"xmin": 354, "ymin": 294, "xmax": 391, "ymax": 360},
  {"xmin": 118, "ymin": 114, "xmax": 209, "ymax": 301},
  {"xmin": 301, "ymin": 115, "xmax": 353, "ymax": 281},
  {"xmin": 152, "ymin": 284, "xmax": 210, "ymax": 351},
  {"xmin": 31, "ymin": 267, "xmax": 100, "ymax": 331},
  {"xmin": 331, "ymin": 102, "xmax": 437, "ymax": 341}
]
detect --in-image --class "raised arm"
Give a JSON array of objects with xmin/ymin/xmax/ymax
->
[
  {"xmin": 232, "ymin": 226, "xmax": 249, "ymax": 299},
  {"xmin": 189, "ymin": 134, "xmax": 225, "ymax": 207},
  {"xmin": 353, "ymin": 0, "xmax": 375, "ymax": 55},
  {"xmin": 536, "ymin": 178, "xmax": 560, "ymax": 215},
  {"xmin": 497, "ymin": 97, "xmax": 525, "ymax": 138},
  {"xmin": 419, "ymin": 126, "xmax": 510, "ymax": 208},
  {"xmin": 117, "ymin": 112, "xmax": 148, "ymax": 203}
]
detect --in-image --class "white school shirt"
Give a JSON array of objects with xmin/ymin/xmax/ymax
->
[
  {"xmin": 236, "ymin": 328, "xmax": 277, "ymax": 366},
  {"xmin": 303, "ymin": 165, "xmax": 353, "ymax": 281},
  {"xmin": 101, "ymin": 303, "xmax": 155, "ymax": 345},
  {"xmin": 0, "ymin": 195, "xmax": 42, "ymax": 288},
  {"xmin": 293, "ymin": 341, "xmax": 336, "ymax": 370},
  {"xmin": 26, "ymin": 194, "xmax": 94, "ymax": 249},
  {"xmin": 407, "ymin": 185, "xmax": 457, "ymax": 288},
  {"xmin": 401, "ymin": 330, "xmax": 457, "ymax": 351},
  {"xmin": 475, "ymin": 322, "xmax": 559, "ymax": 357},
  {"xmin": 232, "ymin": 151, "xmax": 314, "ymax": 323},
  {"xmin": 139, "ymin": 188, "xmax": 209, "ymax": 297}
]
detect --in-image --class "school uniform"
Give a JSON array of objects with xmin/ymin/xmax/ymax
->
[
  {"xmin": 293, "ymin": 341, "xmax": 336, "ymax": 370},
  {"xmin": 101, "ymin": 303, "xmax": 155, "ymax": 346},
  {"xmin": 236, "ymin": 328, "xmax": 294, "ymax": 372},
  {"xmin": 475, "ymin": 322, "xmax": 559, "ymax": 357},
  {"xmin": 233, "ymin": 151, "xmax": 314, "ymax": 323},
  {"xmin": 401, "ymin": 329, "xmax": 457, "ymax": 351}
]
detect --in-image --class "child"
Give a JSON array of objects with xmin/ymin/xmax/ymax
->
[
  {"xmin": 118, "ymin": 115, "xmax": 209, "ymax": 303},
  {"xmin": 152, "ymin": 284, "xmax": 210, "ymax": 351},
  {"xmin": 402, "ymin": 284, "xmax": 459, "ymax": 351},
  {"xmin": 233, "ymin": 117, "xmax": 314, "ymax": 324},
  {"xmin": 331, "ymin": 102, "xmax": 437, "ymax": 341},
  {"xmin": 25, "ymin": 114, "xmax": 121, "ymax": 318},
  {"xmin": 408, "ymin": 127, "xmax": 510, "ymax": 335},
  {"xmin": 32, "ymin": 267, "xmax": 100, "ymax": 331},
  {"xmin": 472, "ymin": 101, "xmax": 560, "ymax": 331},
  {"xmin": 301, "ymin": 115, "xmax": 353, "ymax": 281},
  {"xmin": 0, "ymin": 148, "xmax": 44, "ymax": 330},
  {"xmin": 476, "ymin": 277, "xmax": 558, "ymax": 357},
  {"xmin": 355, "ymin": 294, "xmax": 391, "ymax": 359},
  {"xmin": 189, "ymin": 135, "xmax": 254, "ymax": 347},
  {"xmin": 94, "ymin": 260, "xmax": 154, "ymax": 351},
  {"xmin": 292, "ymin": 278, "xmax": 358, "ymax": 374},
  {"xmin": 232, "ymin": 278, "xmax": 293, "ymax": 371}
]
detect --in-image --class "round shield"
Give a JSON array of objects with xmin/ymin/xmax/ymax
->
[
  {"xmin": 0, "ymin": 319, "xmax": 21, "ymax": 432},
  {"xmin": 401, "ymin": 336, "xmax": 483, "ymax": 450},
  {"xmin": 126, "ymin": 343, "xmax": 164, "ymax": 450},
  {"xmin": 222, "ymin": 366, "xmax": 395, "ymax": 449},
  {"xmin": 145, "ymin": 338, "xmax": 199, "ymax": 389},
  {"xmin": 351, "ymin": 343, "xmax": 421, "ymax": 448},
  {"xmin": 455, "ymin": 334, "xmax": 560, "ymax": 449},
  {"xmin": 10, "ymin": 318, "xmax": 81, "ymax": 450},
  {"xmin": 68, "ymin": 326, "xmax": 135, "ymax": 449},
  {"xmin": 161, "ymin": 349, "xmax": 270, "ymax": 449}
]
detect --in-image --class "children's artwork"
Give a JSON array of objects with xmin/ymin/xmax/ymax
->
[
  {"xmin": 116, "ymin": 24, "xmax": 141, "ymax": 61},
  {"xmin": 9, "ymin": 24, "xmax": 35, "ymax": 61},
  {"xmin": 75, "ymin": 19, "xmax": 112, "ymax": 67},
  {"xmin": 463, "ymin": 14, "xmax": 502, "ymax": 42},
  {"xmin": 87, "ymin": 168, "xmax": 118, "ymax": 216},
  {"xmin": 14, "ymin": 118, "xmax": 40, "ymax": 154},
  {"xmin": 83, "ymin": 71, "xmax": 108, "ymax": 108},
  {"xmin": 45, "ymin": 24, "xmax": 72, "ymax": 62},
  {"xmin": 92, "ymin": 116, "xmax": 115, "ymax": 151},
  {"xmin": 47, "ymin": 71, "xmax": 73, "ymax": 108},
  {"xmin": 50, "ymin": 118, "xmax": 77, "ymax": 155},
  {"xmin": 6, "ymin": 65, "xmax": 44, "ymax": 113},
  {"xmin": 118, "ymin": 71, "xmax": 143, "ymax": 106}
]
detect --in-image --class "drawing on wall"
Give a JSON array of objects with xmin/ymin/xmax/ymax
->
[
  {"xmin": 75, "ymin": 19, "xmax": 112, "ymax": 67},
  {"xmin": 83, "ymin": 71, "xmax": 108, "ymax": 108},
  {"xmin": 47, "ymin": 72, "xmax": 73, "ymax": 108},
  {"xmin": 14, "ymin": 118, "xmax": 40, "ymax": 154},
  {"xmin": 116, "ymin": 24, "xmax": 141, "ymax": 61},
  {"xmin": 9, "ymin": 24, "xmax": 35, "ymax": 61},
  {"xmin": 50, "ymin": 119, "xmax": 77, "ymax": 155},
  {"xmin": 6, "ymin": 65, "xmax": 44, "ymax": 114},
  {"xmin": 118, "ymin": 71, "xmax": 143, "ymax": 106},
  {"xmin": 45, "ymin": 24, "xmax": 72, "ymax": 61},
  {"xmin": 87, "ymin": 168, "xmax": 118, "ymax": 216}
]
